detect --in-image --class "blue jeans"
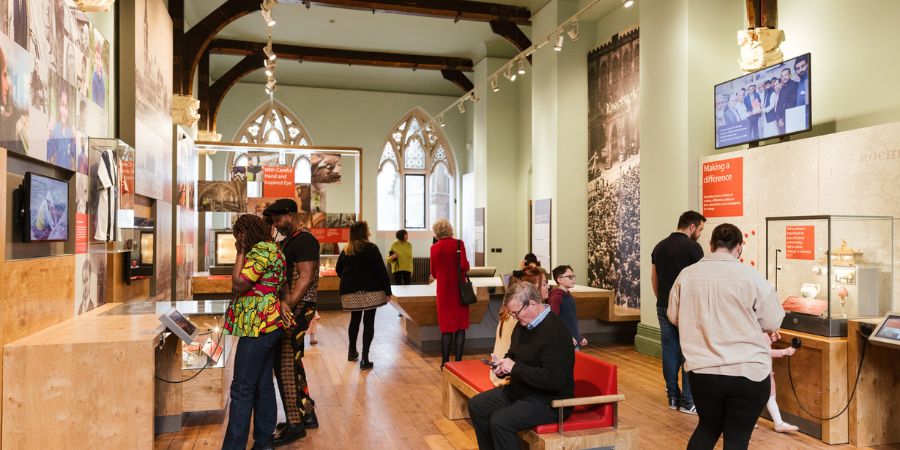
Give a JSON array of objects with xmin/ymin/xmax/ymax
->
[
  {"xmin": 658, "ymin": 306, "xmax": 692, "ymax": 404},
  {"xmin": 222, "ymin": 328, "xmax": 284, "ymax": 450}
]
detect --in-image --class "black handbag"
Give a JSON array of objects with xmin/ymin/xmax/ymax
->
[{"xmin": 457, "ymin": 239, "xmax": 477, "ymax": 305}]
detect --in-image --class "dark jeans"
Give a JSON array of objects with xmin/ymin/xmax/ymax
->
[
  {"xmin": 468, "ymin": 387, "xmax": 567, "ymax": 450},
  {"xmin": 658, "ymin": 306, "xmax": 692, "ymax": 403},
  {"xmin": 275, "ymin": 301, "xmax": 317, "ymax": 425},
  {"xmin": 687, "ymin": 372, "xmax": 770, "ymax": 450},
  {"xmin": 393, "ymin": 270, "xmax": 411, "ymax": 285},
  {"xmin": 222, "ymin": 328, "xmax": 284, "ymax": 450},
  {"xmin": 348, "ymin": 309, "xmax": 377, "ymax": 359}
]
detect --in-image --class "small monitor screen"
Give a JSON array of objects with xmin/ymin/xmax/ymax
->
[
  {"xmin": 159, "ymin": 307, "xmax": 199, "ymax": 345},
  {"xmin": 140, "ymin": 232, "xmax": 154, "ymax": 265},
  {"xmin": 26, "ymin": 173, "xmax": 69, "ymax": 242},
  {"xmin": 874, "ymin": 316, "xmax": 900, "ymax": 341},
  {"xmin": 215, "ymin": 232, "xmax": 237, "ymax": 266},
  {"xmin": 714, "ymin": 53, "xmax": 811, "ymax": 149}
]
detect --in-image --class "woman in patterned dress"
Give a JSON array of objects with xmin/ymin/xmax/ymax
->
[{"xmin": 222, "ymin": 214, "xmax": 294, "ymax": 450}]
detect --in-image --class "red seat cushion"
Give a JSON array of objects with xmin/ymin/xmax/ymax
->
[
  {"xmin": 533, "ymin": 352, "xmax": 618, "ymax": 434},
  {"xmin": 444, "ymin": 360, "xmax": 494, "ymax": 393}
]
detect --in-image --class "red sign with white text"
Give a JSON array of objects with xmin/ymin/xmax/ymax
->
[
  {"xmin": 75, "ymin": 213, "xmax": 88, "ymax": 254},
  {"xmin": 310, "ymin": 228, "xmax": 350, "ymax": 243},
  {"xmin": 785, "ymin": 226, "xmax": 815, "ymax": 260},
  {"xmin": 262, "ymin": 166, "xmax": 295, "ymax": 198},
  {"xmin": 702, "ymin": 157, "xmax": 743, "ymax": 217}
]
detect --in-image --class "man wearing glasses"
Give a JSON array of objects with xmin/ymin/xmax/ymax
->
[{"xmin": 468, "ymin": 282, "xmax": 575, "ymax": 450}]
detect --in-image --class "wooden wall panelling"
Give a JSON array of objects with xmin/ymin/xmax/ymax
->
[
  {"xmin": 1, "ymin": 256, "xmax": 77, "ymax": 345},
  {"xmin": 108, "ymin": 252, "xmax": 151, "ymax": 303},
  {"xmin": 0, "ymin": 148, "xmax": 6, "ymax": 447}
]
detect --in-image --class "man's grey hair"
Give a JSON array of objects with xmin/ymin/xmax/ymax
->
[{"xmin": 503, "ymin": 280, "xmax": 541, "ymax": 307}]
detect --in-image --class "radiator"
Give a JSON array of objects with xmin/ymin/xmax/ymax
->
[{"xmin": 411, "ymin": 257, "xmax": 430, "ymax": 284}]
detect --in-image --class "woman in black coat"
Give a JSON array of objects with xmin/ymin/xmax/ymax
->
[{"xmin": 336, "ymin": 221, "xmax": 392, "ymax": 370}]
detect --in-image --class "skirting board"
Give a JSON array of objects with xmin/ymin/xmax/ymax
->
[{"xmin": 634, "ymin": 323, "xmax": 661, "ymax": 358}]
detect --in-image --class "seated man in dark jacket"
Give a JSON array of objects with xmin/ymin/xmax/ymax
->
[{"xmin": 468, "ymin": 282, "xmax": 576, "ymax": 450}]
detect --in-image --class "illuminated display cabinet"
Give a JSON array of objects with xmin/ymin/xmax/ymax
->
[{"xmin": 766, "ymin": 215, "xmax": 894, "ymax": 337}]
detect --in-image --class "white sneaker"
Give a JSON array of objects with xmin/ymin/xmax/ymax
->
[
  {"xmin": 774, "ymin": 422, "xmax": 798, "ymax": 433},
  {"xmin": 679, "ymin": 402, "xmax": 697, "ymax": 415}
]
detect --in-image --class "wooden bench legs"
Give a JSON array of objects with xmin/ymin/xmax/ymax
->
[
  {"xmin": 520, "ymin": 425, "xmax": 639, "ymax": 450},
  {"xmin": 442, "ymin": 369, "xmax": 479, "ymax": 420}
]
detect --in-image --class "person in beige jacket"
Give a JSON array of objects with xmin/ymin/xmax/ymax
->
[{"xmin": 668, "ymin": 223, "xmax": 785, "ymax": 450}]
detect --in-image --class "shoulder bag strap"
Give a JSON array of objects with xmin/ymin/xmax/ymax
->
[{"xmin": 456, "ymin": 239, "xmax": 465, "ymax": 283}]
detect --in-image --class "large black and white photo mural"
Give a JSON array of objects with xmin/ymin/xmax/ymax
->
[{"xmin": 587, "ymin": 28, "xmax": 640, "ymax": 308}]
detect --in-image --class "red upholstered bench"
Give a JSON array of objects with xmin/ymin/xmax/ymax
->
[{"xmin": 442, "ymin": 353, "xmax": 639, "ymax": 449}]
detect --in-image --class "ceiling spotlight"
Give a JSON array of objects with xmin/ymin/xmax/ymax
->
[
  {"xmin": 623, "ymin": 0, "xmax": 634, "ymax": 7},
  {"xmin": 264, "ymin": 60, "xmax": 277, "ymax": 77},
  {"xmin": 567, "ymin": 20, "xmax": 579, "ymax": 41},
  {"xmin": 264, "ymin": 41, "xmax": 276, "ymax": 61},
  {"xmin": 553, "ymin": 33, "xmax": 564, "ymax": 52},
  {"xmin": 503, "ymin": 64, "xmax": 517, "ymax": 82},
  {"xmin": 266, "ymin": 79, "xmax": 276, "ymax": 90},
  {"xmin": 260, "ymin": 8, "xmax": 276, "ymax": 27},
  {"xmin": 490, "ymin": 76, "xmax": 499, "ymax": 92},
  {"xmin": 517, "ymin": 58, "xmax": 527, "ymax": 75},
  {"xmin": 438, "ymin": 115, "xmax": 446, "ymax": 127},
  {"xmin": 457, "ymin": 101, "xmax": 466, "ymax": 114}
]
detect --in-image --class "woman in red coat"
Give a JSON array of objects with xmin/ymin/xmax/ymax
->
[{"xmin": 430, "ymin": 218, "xmax": 470, "ymax": 368}]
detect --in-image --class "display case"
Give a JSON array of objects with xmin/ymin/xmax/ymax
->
[
  {"xmin": 766, "ymin": 215, "xmax": 893, "ymax": 336},
  {"xmin": 88, "ymin": 138, "xmax": 137, "ymax": 253}
]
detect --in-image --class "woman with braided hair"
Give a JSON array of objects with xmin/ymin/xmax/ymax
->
[{"xmin": 222, "ymin": 214, "xmax": 294, "ymax": 450}]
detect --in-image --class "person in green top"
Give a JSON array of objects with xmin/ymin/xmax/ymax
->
[{"xmin": 388, "ymin": 229, "xmax": 413, "ymax": 285}]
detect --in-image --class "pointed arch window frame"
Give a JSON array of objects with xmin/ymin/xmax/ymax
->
[
  {"xmin": 376, "ymin": 108, "xmax": 458, "ymax": 231},
  {"xmin": 234, "ymin": 100, "xmax": 314, "ymax": 148}
]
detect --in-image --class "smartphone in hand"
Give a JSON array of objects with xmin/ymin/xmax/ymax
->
[{"xmin": 480, "ymin": 358, "xmax": 498, "ymax": 368}]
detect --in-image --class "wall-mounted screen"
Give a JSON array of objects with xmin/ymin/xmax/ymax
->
[
  {"xmin": 715, "ymin": 53, "xmax": 811, "ymax": 149},
  {"xmin": 23, "ymin": 172, "xmax": 69, "ymax": 242},
  {"xmin": 215, "ymin": 231, "xmax": 237, "ymax": 266}
]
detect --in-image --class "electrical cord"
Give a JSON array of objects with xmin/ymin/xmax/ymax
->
[
  {"xmin": 155, "ymin": 315, "xmax": 227, "ymax": 384},
  {"xmin": 786, "ymin": 329, "xmax": 869, "ymax": 421}
]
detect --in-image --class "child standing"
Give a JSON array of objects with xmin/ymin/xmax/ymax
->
[{"xmin": 765, "ymin": 331, "xmax": 798, "ymax": 433}]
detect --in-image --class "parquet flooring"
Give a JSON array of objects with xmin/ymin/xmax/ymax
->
[{"xmin": 155, "ymin": 305, "xmax": 900, "ymax": 450}]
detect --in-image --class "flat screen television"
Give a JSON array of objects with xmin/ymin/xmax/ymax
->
[
  {"xmin": 714, "ymin": 53, "xmax": 811, "ymax": 149},
  {"xmin": 22, "ymin": 172, "xmax": 69, "ymax": 242}
]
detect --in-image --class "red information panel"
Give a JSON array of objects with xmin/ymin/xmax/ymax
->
[
  {"xmin": 262, "ymin": 166, "xmax": 296, "ymax": 198},
  {"xmin": 310, "ymin": 228, "xmax": 350, "ymax": 243},
  {"xmin": 785, "ymin": 225, "xmax": 815, "ymax": 260},
  {"xmin": 75, "ymin": 213, "xmax": 88, "ymax": 254},
  {"xmin": 702, "ymin": 157, "xmax": 744, "ymax": 217}
]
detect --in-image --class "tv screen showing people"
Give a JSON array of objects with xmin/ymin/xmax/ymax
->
[
  {"xmin": 25, "ymin": 172, "xmax": 69, "ymax": 242},
  {"xmin": 714, "ymin": 53, "xmax": 811, "ymax": 149}
]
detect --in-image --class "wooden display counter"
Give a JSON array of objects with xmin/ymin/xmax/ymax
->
[
  {"xmin": 771, "ymin": 329, "xmax": 848, "ymax": 444},
  {"xmin": 848, "ymin": 319, "xmax": 900, "ymax": 447},
  {"xmin": 2, "ymin": 304, "xmax": 177, "ymax": 449},
  {"xmin": 192, "ymin": 271, "xmax": 340, "ymax": 300}
]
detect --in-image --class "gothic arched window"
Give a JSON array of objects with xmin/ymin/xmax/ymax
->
[
  {"xmin": 234, "ymin": 101, "xmax": 313, "ymax": 147},
  {"xmin": 377, "ymin": 108, "xmax": 456, "ymax": 230}
]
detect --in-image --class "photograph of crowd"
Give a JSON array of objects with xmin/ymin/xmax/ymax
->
[
  {"xmin": 586, "ymin": 29, "xmax": 641, "ymax": 308},
  {"xmin": 715, "ymin": 53, "xmax": 810, "ymax": 148}
]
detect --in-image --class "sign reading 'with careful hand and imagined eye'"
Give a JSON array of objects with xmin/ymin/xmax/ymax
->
[
  {"xmin": 262, "ymin": 166, "xmax": 295, "ymax": 198},
  {"xmin": 785, "ymin": 225, "xmax": 815, "ymax": 260},
  {"xmin": 702, "ymin": 157, "xmax": 743, "ymax": 217}
]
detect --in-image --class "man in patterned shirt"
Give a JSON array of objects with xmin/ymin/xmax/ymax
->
[{"xmin": 264, "ymin": 199, "xmax": 321, "ymax": 446}]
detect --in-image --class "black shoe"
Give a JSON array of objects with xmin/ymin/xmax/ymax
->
[
  {"xmin": 303, "ymin": 410, "xmax": 319, "ymax": 429},
  {"xmin": 360, "ymin": 358, "xmax": 374, "ymax": 370},
  {"xmin": 348, "ymin": 350, "xmax": 359, "ymax": 361},
  {"xmin": 273, "ymin": 423, "xmax": 306, "ymax": 447}
]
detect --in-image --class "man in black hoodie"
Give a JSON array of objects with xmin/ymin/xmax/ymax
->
[{"xmin": 468, "ymin": 282, "xmax": 575, "ymax": 450}]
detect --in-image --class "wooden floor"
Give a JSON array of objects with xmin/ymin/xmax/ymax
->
[{"xmin": 156, "ymin": 305, "xmax": 899, "ymax": 450}]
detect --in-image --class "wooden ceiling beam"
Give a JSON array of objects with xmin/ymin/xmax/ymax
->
[
  {"xmin": 489, "ymin": 20, "xmax": 533, "ymax": 63},
  {"xmin": 441, "ymin": 70, "xmax": 475, "ymax": 93},
  {"xmin": 206, "ymin": 52, "xmax": 267, "ymax": 131},
  {"xmin": 291, "ymin": 0, "xmax": 531, "ymax": 25},
  {"xmin": 208, "ymin": 39, "xmax": 474, "ymax": 72}
]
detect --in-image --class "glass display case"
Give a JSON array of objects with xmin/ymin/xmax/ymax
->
[
  {"xmin": 766, "ymin": 215, "xmax": 894, "ymax": 337},
  {"xmin": 88, "ymin": 138, "xmax": 136, "ymax": 253}
]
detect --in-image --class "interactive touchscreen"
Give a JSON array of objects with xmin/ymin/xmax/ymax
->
[
  {"xmin": 869, "ymin": 313, "xmax": 900, "ymax": 349},
  {"xmin": 159, "ymin": 307, "xmax": 199, "ymax": 345}
]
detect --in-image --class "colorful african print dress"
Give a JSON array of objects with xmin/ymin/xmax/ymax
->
[{"xmin": 224, "ymin": 241, "xmax": 288, "ymax": 337}]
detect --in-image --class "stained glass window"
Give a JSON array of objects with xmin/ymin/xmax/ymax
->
[{"xmin": 376, "ymin": 108, "xmax": 456, "ymax": 230}]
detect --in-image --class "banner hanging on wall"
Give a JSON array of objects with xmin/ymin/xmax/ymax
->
[
  {"xmin": 702, "ymin": 156, "xmax": 744, "ymax": 217},
  {"xmin": 586, "ymin": 28, "xmax": 641, "ymax": 308}
]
